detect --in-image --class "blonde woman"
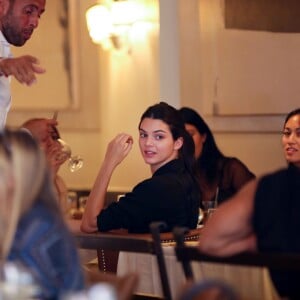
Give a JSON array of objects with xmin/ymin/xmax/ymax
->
[{"xmin": 0, "ymin": 129, "xmax": 84, "ymax": 299}]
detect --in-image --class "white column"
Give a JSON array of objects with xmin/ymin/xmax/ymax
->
[{"xmin": 159, "ymin": 0, "xmax": 180, "ymax": 108}]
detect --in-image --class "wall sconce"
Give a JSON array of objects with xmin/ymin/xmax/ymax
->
[{"xmin": 86, "ymin": 0, "xmax": 153, "ymax": 52}]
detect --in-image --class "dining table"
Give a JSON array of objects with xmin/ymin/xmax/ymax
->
[
  {"xmin": 117, "ymin": 242, "xmax": 281, "ymax": 300},
  {"xmin": 67, "ymin": 219, "xmax": 280, "ymax": 300}
]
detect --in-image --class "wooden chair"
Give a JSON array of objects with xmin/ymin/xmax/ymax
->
[
  {"xmin": 75, "ymin": 223, "xmax": 172, "ymax": 300},
  {"xmin": 148, "ymin": 223, "xmax": 201, "ymax": 300},
  {"xmin": 173, "ymin": 226, "xmax": 300, "ymax": 280}
]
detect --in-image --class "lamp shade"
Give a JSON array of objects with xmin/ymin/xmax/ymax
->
[
  {"xmin": 85, "ymin": 0, "xmax": 156, "ymax": 51},
  {"xmin": 86, "ymin": 4, "xmax": 113, "ymax": 44}
]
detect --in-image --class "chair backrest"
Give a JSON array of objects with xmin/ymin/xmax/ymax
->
[
  {"xmin": 148, "ymin": 222, "xmax": 202, "ymax": 299},
  {"xmin": 74, "ymin": 224, "xmax": 172, "ymax": 300},
  {"xmin": 173, "ymin": 227, "xmax": 300, "ymax": 281}
]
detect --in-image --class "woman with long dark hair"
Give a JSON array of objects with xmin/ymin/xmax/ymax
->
[
  {"xmin": 199, "ymin": 107, "xmax": 300, "ymax": 299},
  {"xmin": 81, "ymin": 102, "xmax": 200, "ymax": 233},
  {"xmin": 179, "ymin": 107, "xmax": 255, "ymax": 206}
]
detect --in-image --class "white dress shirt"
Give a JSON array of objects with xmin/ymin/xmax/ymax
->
[{"xmin": 0, "ymin": 31, "xmax": 13, "ymax": 129}]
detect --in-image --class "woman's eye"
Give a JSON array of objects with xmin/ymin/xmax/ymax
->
[
  {"xmin": 282, "ymin": 129, "xmax": 300, "ymax": 137},
  {"xmin": 155, "ymin": 135, "xmax": 164, "ymax": 140},
  {"xmin": 139, "ymin": 133, "xmax": 146, "ymax": 138}
]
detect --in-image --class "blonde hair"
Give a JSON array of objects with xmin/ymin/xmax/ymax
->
[{"xmin": 0, "ymin": 129, "xmax": 60, "ymax": 258}]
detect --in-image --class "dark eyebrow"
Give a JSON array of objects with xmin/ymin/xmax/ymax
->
[
  {"xmin": 25, "ymin": 4, "xmax": 45, "ymax": 15},
  {"xmin": 284, "ymin": 126, "xmax": 300, "ymax": 130},
  {"xmin": 153, "ymin": 130, "xmax": 167, "ymax": 134},
  {"xmin": 139, "ymin": 128, "xmax": 167, "ymax": 134}
]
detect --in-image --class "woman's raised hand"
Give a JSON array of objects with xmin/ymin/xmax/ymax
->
[{"xmin": 104, "ymin": 133, "xmax": 134, "ymax": 167}]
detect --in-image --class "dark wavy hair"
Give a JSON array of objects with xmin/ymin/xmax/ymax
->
[
  {"xmin": 284, "ymin": 108, "xmax": 300, "ymax": 126},
  {"xmin": 139, "ymin": 102, "xmax": 200, "ymax": 217},
  {"xmin": 179, "ymin": 107, "xmax": 225, "ymax": 184},
  {"xmin": 139, "ymin": 102, "xmax": 197, "ymax": 175}
]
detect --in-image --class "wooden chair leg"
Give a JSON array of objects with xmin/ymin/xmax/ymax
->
[{"xmin": 97, "ymin": 249, "xmax": 120, "ymax": 273}]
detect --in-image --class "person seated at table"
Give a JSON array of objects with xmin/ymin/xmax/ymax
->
[
  {"xmin": 0, "ymin": 129, "xmax": 84, "ymax": 299},
  {"xmin": 22, "ymin": 118, "xmax": 70, "ymax": 213},
  {"xmin": 81, "ymin": 102, "xmax": 200, "ymax": 234},
  {"xmin": 40, "ymin": 124, "xmax": 70, "ymax": 213},
  {"xmin": 179, "ymin": 107, "xmax": 255, "ymax": 206},
  {"xmin": 198, "ymin": 108, "xmax": 300, "ymax": 299}
]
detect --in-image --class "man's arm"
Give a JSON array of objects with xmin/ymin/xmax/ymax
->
[
  {"xmin": 199, "ymin": 179, "xmax": 258, "ymax": 256},
  {"xmin": 0, "ymin": 55, "xmax": 45, "ymax": 85}
]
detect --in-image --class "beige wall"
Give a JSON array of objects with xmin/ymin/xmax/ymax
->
[
  {"xmin": 8, "ymin": 0, "xmax": 288, "ymax": 192},
  {"xmin": 57, "ymin": 0, "xmax": 160, "ymax": 191},
  {"xmin": 161, "ymin": 0, "xmax": 287, "ymax": 178}
]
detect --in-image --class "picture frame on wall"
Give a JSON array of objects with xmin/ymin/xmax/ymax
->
[{"xmin": 200, "ymin": 0, "xmax": 300, "ymax": 117}]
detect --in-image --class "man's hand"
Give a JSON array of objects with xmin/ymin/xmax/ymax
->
[{"xmin": 0, "ymin": 55, "xmax": 45, "ymax": 86}]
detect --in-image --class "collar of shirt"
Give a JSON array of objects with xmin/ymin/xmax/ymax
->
[
  {"xmin": 0, "ymin": 31, "xmax": 13, "ymax": 58},
  {"xmin": 153, "ymin": 159, "xmax": 184, "ymax": 177}
]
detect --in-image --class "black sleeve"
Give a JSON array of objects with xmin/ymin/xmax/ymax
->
[
  {"xmin": 97, "ymin": 178, "xmax": 173, "ymax": 233},
  {"xmin": 97, "ymin": 174, "xmax": 191, "ymax": 233}
]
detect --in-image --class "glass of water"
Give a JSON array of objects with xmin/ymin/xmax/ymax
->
[{"xmin": 202, "ymin": 200, "xmax": 217, "ymax": 224}]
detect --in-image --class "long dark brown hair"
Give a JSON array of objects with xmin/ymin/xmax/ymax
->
[
  {"xmin": 179, "ymin": 107, "xmax": 225, "ymax": 184},
  {"xmin": 139, "ymin": 102, "xmax": 197, "ymax": 177},
  {"xmin": 139, "ymin": 102, "xmax": 201, "ymax": 222}
]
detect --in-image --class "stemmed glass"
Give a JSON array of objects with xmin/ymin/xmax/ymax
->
[
  {"xmin": 56, "ymin": 138, "xmax": 83, "ymax": 172},
  {"xmin": 201, "ymin": 187, "xmax": 219, "ymax": 225},
  {"xmin": 51, "ymin": 111, "xmax": 83, "ymax": 173}
]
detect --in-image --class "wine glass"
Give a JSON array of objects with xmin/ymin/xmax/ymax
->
[
  {"xmin": 197, "ymin": 208, "xmax": 204, "ymax": 228},
  {"xmin": 57, "ymin": 138, "xmax": 83, "ymax": 172},
  {"xmin": 202, "ymin": 200, "xmax": 217, "ymax": 225},
  {"xmin": 50, "ymin": 123, "xmax": 83, "ymax": 173}
]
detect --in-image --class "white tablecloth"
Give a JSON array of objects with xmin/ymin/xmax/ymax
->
[{"xmin": 117, "ymin": 244, "xmax": 280, "ymax": 300}]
